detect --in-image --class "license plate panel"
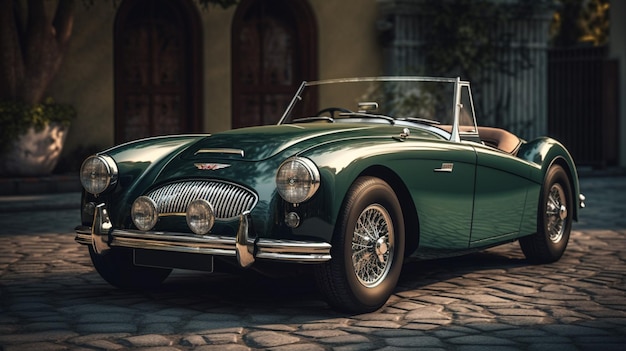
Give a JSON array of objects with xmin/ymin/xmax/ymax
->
[{"xmin": 134, "ymin": 249, "xmax": 214, "ymax": 272}]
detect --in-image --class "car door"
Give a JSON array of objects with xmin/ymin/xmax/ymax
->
[
  {"xmin": 403, "ymin": 140, "xmax": 477, "ymax": 253},
  {"xmin": 470, "ymin": 146, "xmax": 536, "ymax": 247}
]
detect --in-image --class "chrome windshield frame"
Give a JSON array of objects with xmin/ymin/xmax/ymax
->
[{"xmin": 276, "ymin": 76, "xmax": 471, "ymax": 144}]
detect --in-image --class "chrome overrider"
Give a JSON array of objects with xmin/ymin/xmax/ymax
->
[
  {"xmin": 579, "ymin": 193, "xmax": 586, "ymax": 209},
  {"xmin": 75, "ymin": 203, "xmax": 332, "ymax": 268}
]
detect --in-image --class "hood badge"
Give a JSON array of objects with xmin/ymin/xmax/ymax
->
[{"xmin": 194, "ymin": 163, "xmax": 231, "ymax": 171}]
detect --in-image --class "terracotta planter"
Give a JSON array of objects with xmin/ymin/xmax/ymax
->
[{"xmin": 0, "ymin": 122, "xmax": 69, "ymax": 177}]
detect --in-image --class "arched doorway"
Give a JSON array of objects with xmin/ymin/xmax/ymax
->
[
  {"xmin": 114, "ymin": 0, "xmax": 202, "ymax": 143},
  {"xmin": 232, "ymin": 0, "xmax": 317, "ymax": 128}
]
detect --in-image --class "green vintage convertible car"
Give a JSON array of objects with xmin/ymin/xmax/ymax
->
[{"xmin": 76, "ymin": 77, "xmax": 585, "ymax": 313}]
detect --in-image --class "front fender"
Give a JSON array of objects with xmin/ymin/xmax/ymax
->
[{"xmin": 80, "ymin": 135, "xmax": 206, "ymax": 227}]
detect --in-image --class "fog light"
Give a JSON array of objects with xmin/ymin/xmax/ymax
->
[
  {"xmin": 285, "ymin": 212, "xmax": 301, "ymax": 228},
  {"xmin": 186, "ymin": 199, "xmax": 215, "ymax": 235},
  {"xmin": 132, "ymin": 196, "xmax": 158, "ymax": 231}
]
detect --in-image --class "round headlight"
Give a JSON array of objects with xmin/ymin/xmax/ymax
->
[
  {"xmin": 80, "ymin": 155, "xmax": 118, "ymax": 196},
  {"xmin": 131, "ymin": 196, "xmax": 158, "ymax": 231},
  {"xmin": 186, "ymin": 199, "xmax": 215, "ymax": 235},
  {"xmin": 276, "ymin": 157, "xmax": 320, "ymax": 204}
]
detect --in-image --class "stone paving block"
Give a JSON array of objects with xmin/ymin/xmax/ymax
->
[
  {"xmin": 139, "ymin": 323, "xmax": 177, "ymax": 334},
  {"xmin": 182, "ymin": 319, "xmax": 243, "ymax": 332},
  {"xmin": 447, "ymin": 334, "xmax": 519, "ymax": 346},
  {"xmin": 180, "ymin": 335, "xmax": 208, "ymax": 346},
  {"xmin": 0, "ymin": 330, "xmax": 78, "ymax": 344},
  {"xmin": 527, "ymin": 344, "xmax": 579, "ymax": 351},
  {"xmin": 81, "ymin": 339, "xmax": 125, "ymax": 350},
  {"xmin": 298, "ymin": 321, "xmax": 349, "ymax": 330},
  {"xmin": 402, "ymin": 322, "xmax": 446, "ymax": 330},
  {"xmin": 121, "ymin": 334, "xmax": 174, "ymax": 347},
  {"xmin": 334, "ymin": 344, "xmax": 382, "ymax": 351},
  {"xmin": 317, "ymin": 333, "xmax": 371, "ymax": 344},
  {"xmin": 371, "ymin": 328, "xmax": 427, "ymax": 337},
  {"xmin": 269, "ymin": 343, "xmax": 327, "ymax": 351},
  {"xmin": 353, "ymin": 320, "xmax": 403, "ymax": 329},
  {"xmin": 295, "ymin": 328, "xmax": 351, "ymax": 338},
  {"xmin": 76, "ymin": 323, "xmax": 138, "ymax": 334},
  {"xmin": 455, "ymin": 346, "xmax": 520, "ymax": 351},
  {"xmin": 194, "ymin": 345, "xmax": 251, "ymax": 351},
  {"xmin": 384, "ymin": 335, "xmax": 444, "ymax": 348},
  {"xmin": 541, "ymin": 324, "xmax": 613, "ymax": 336},
  {"xmin": 203, "ymin": 332, "xmax": 240, "ymax": 344},
  {"xmin": 243, "ymin": 330, "xmax": 301, "ymax": 348},
  {"xmin": 255, "ymin": 323, "xmax": 298, "ymax": 332},
  {"xmin": 3, "ymin": 341, "xmax": 69, "ymax": 351}
]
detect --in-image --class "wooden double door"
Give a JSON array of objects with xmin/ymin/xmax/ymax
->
[
  {"xmin": 114, "ymin": 0, "xmax": 201, "ymax": 143},
  {"xmin": 115, "ymin": 0, "xmax": 317, "ymax": 143},
  {"xmin": 231, "ymin": 0, "xmax": 317, "ymax": 129}
]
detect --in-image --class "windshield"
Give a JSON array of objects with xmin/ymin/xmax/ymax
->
[{"xmin": 278, "ymin": 77, "xmax": 462, "ymax": 127}]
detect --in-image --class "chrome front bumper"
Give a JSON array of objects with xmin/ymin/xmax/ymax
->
[{"xmin": 75, "ymin": 203, "xmax": 332, "ymax": 268}]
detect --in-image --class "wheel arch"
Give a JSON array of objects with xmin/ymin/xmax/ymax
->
[
  {"xmin": 546, "ymin": 156, "xmax": 580, "ymax": 221},
  {"xmin": 357, "ymin": 165, "xmax": 420, "ymax": 257}
]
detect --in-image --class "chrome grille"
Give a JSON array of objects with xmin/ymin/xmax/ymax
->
[{"xmin": 146, "ymin": 180, "xmax": 258, "ymax": 219}]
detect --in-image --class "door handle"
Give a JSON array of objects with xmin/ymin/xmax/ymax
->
[{"xmin": 434, "ymin": 163, "xmax": 454, "ymax": 173}]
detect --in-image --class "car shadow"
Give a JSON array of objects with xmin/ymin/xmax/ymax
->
[
  {"xmin": 396, "ymin": 246, "xmax": 530, "ymax": 291},
  {"xmin": 78, "ymin": 244, "xmax": 530, "ymax": 314},
  {"xmin": 2, "ymin": 243, "xmax": 537, "ymax": 335}
]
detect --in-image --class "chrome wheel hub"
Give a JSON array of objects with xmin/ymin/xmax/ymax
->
[
  {"xmin": 546, "ymin": 184, "xmax": 567, "ymax": 243},
  {"xmin": 352, "ymin": 204, "xmax": 394, "ymax": 288}
]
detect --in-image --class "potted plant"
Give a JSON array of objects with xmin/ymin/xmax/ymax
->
[{"xmin": 0, "ymin": 98, "xmax": 75, "ymax": 176}]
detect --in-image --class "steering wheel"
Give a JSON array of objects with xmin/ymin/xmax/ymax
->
[{"xmin": 316, "ymin": 107, "xmax": 352, "ymax": 119}]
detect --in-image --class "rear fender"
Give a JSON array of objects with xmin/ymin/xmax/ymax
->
[{"xmin": 518, "ymin": 137, "xmax": 582, "ymax": 221}]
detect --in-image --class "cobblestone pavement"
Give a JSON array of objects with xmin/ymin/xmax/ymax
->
[{"xmin": 0, "ymin": 176, "xmax": 625, "ymax": 350}]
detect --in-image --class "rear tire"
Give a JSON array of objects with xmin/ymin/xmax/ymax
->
[
  {"xmin": 520, "ymin": 165, "xmax": 573, "ymax": 263},
  {"xmin": 315, "ymin": 177, "xmax": 405, "ymax": 313},
  {"xmin": 89, "ymin": 246, "xmax": 172, "ymax": 289}
]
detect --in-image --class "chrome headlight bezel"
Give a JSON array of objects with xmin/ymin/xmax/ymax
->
[
  {"xmin": 276, "ymin": 157, "xmax": 320, "ymax": 204},
  {"xmin": 79, "ymin": 155, "xmax": 118, "ymax": 196}
]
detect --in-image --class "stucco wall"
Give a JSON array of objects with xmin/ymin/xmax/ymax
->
[
  {"xmin": 50, "ymin": 0, "xmax": 383, "ymax": 163},
  {"xmin": 312, "ymin": 1, "xmax": 383, "ymax": 80},
  {"xmin": 47, "ymin": 2, "xmax": 116, "ymax": 158},
  {"xmin": 199, "ymin": 5, "xmax": 236, "ymax": 135}
]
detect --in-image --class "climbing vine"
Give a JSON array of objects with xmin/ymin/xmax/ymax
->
[{"xmin": 418, "ymin": 0, "xmax": 544, "ymax": 82}]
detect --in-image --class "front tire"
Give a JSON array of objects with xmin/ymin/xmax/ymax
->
[
  {"xmin": 315, "ymin": 177, "xmax": 405, "ymax": 313},
  {"xmin": 520, "ymin": 165, "xmax": 573, "ymax": 263},
  {"xmin": 88, "ymin": 246, "xmax": 172, "ymax": 289}
]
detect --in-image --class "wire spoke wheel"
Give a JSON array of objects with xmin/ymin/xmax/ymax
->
[
  {"xmin": 352, "ymin": 204, "xmax": 394, "ymax": 288},
  {"xmin": 545, "ymin": 183, "xmax": 567, "ymax": 243},
  {"xmin": 520, "ymin": 165, "xmax": 572, "ymax": 263},
  {"xmin": 314, "ymin": 176, "xmax": 405, "ymax": 313}
]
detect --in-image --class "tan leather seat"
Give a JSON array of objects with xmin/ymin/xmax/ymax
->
[
  {"xmin": 436, "ymin": 125, "xmax": 522, "ymax": 155},
  {"xmin": 476, "ymin": 126, "xmax": 521, "ymax": 155}
]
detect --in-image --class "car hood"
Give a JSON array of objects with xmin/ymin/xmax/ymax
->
[{"xmin": 180, "ymin": 123, "xmax": 412, "ymax": 162}]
